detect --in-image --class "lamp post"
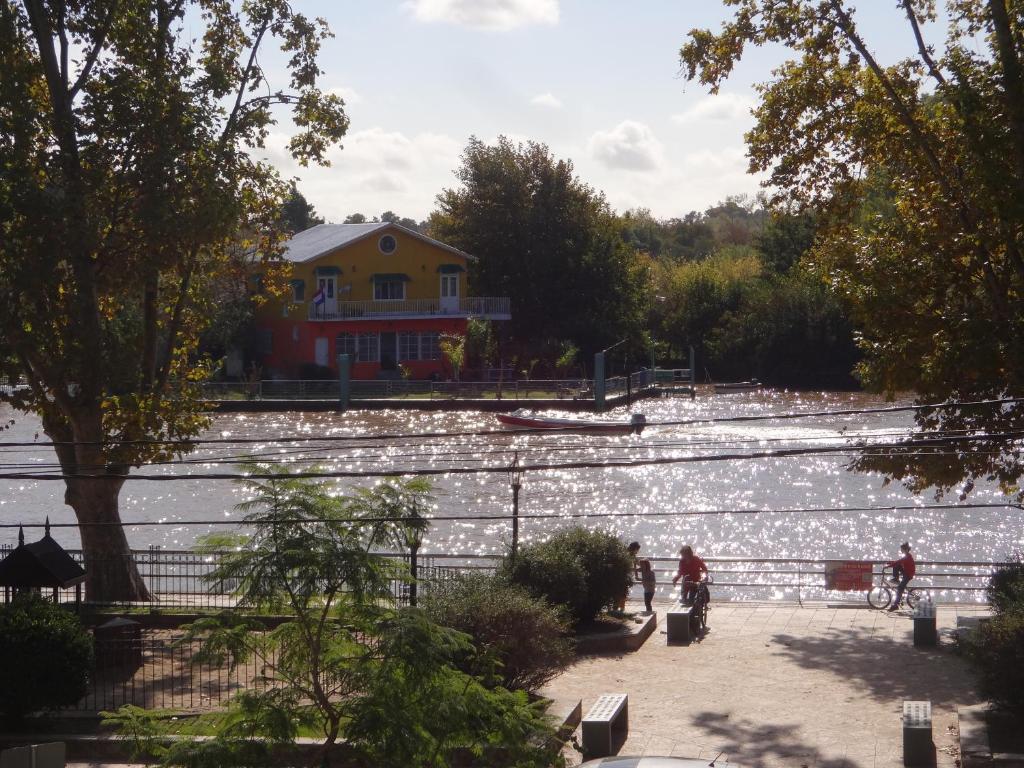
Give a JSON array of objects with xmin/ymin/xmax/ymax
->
[
  {"xmin": 406, "ymin": 498, "xmax": 423, "ymax": 607},
  {"xmin": 508, "ymin": 452, "xmax": 523, "ymax": 564}
]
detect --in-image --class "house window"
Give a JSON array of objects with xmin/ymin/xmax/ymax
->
[
  {"xmin": 357, "ymin": 333, "xmax": 379, "ymax": 362},
  {"xmin": 399, "ymin": 331, "xmax": 420, "ymax": 361},
  {"xmin": 291, "ymin": 280, "xmax": 305, "ymax": 302},
  {"xmin": 336, "ymin": 333, "xmax": 356, "ymax": 359},
  {"xmin": 441, "ymin": 275, "xmax": 458, "ymax": 297},
  {"xmin": 378, "ymin": 234, "xmax": 397, "ymax": 254},
  {"xmin": 259, "ymin": 330, "xmax": 273, "ymax": 356},
  {"xmin": 420, "ymin": 332, "xmax": 440, "ymax": 361},
  {"xmin": 374, "ymin": 280, "xmax": 405, "ymax": 300}
]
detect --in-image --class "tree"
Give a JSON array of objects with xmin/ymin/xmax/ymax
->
[
  {"xmin": 279, "ymin": 183, "xmax": 324, "ymax": 233},
  {"xmin": 107, "ymin": 468, "xmax": 558, "ymax": 768},
  {"xmin": 380, "ymin": 209, "xmax": 424, "ymax": 232},
  {"xmin": 0, "ymin": 1, "xmax": 348, "ymax": 599},
  {"xmin": 342, "ymin": 212, "xmax": 368, "ymax": 223},
  {"xmin": 682, "ymin": 1, "xmax": 1024, "ymax": 497},
  {"xmin": 430, "ymin": 136, "xmax": 648, "ymax": 355}
]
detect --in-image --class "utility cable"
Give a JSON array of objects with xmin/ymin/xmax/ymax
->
[
  {"xmin": 0, "ymin": 430, "xmax": 1021, "ymax": 481},
  {"xmin": 1, "ymin": 502, "xmax": 1020, "ymax": 528},
  {"xmin": 0, "ymin": 396, "xmax": 1019, "ymax": 448}
]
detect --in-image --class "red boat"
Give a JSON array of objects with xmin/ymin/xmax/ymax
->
[{"xmin": 496, "ymin": 410, "xmax": 646, "ymax": 434}]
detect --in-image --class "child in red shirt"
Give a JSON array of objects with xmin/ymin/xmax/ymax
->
[{"xmin": 887, "ymin": 542, "xmax": 916, "ymax": 611}]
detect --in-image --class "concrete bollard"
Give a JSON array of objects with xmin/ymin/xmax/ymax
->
[
  {"xmin": 912, "ymin": 601, "xmax": 937, "ymax": 647},
  {"xmin": 903, "ymin": 700, "xmax": 933, "ymax": 766}
]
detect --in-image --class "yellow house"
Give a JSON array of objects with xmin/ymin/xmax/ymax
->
[{"xmin": 254, "ymin": 222, "xmax": 510, "ymax": 379}]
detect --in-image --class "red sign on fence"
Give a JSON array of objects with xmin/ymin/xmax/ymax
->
[{"xmin": 824, "ymin": 560, "xmax": 873, "ymax": 591}]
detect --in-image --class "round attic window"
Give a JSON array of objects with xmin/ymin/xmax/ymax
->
[{"xmin": 378, "ymin": 234, "xmax": 397, "ymax": 254}]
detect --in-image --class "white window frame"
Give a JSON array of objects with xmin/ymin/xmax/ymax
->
[
  {"xmin": 399, "ymin": 331, "xmax": 420, "ymax": 361},
  {"xmin": 374, "ymin": 280, "xmax": 405, "ymax": 301},
  {"xmin": 420, "ymin": 332, "xmax": 440, "ymax": 361},
  {"xmin": 335, "ymin": 333, "xmax": 357, "ymax": 359},
  {"xmin": 357, "ymin": 333, "xmax": 380, "ymax": 363}
]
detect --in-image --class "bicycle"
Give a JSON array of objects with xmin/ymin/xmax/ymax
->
[
  {"xmin": 866, "ymin": 566, "xmax": 923, "ymax": 611},
  {"xmin": 682, "ymin": 574, "xmax": 713, "ymax": 632}
]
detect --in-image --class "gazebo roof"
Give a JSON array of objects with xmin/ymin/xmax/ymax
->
[{"xmin": 0, "ymin": 521, "xmax": 86, "ymax": 589}]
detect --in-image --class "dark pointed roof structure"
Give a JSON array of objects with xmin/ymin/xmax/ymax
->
[{"xmin": 0, "ymin": 519, "xmax": 86, "ymax": 589}]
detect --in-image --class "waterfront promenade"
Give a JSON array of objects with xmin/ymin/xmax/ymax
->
[{"xmin": 545, "ymin": 600, "xmax": 988, "ymax": 768}]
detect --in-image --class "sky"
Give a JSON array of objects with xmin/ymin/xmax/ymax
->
[{"xmin": 241, "ymin": 1, "xmax": 936, "ymax": 224}]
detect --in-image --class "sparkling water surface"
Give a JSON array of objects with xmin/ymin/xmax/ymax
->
[{"xmin": 1, "ymin": 391, "xmax": 1021, "ymax": 568}]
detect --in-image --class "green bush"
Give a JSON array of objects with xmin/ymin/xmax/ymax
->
[
  {"xmin": 0, "ymin": 596, "xmax": 94, "ymax": 719},
  {"xmin": 987, "ymin": 559, "xmax": 1024, "ymax": 615},
  {"xmin": 965, "ymin": 610, "xmax": 1024, "ymax": 716},
  {"xmin": 501, "ymin": 527, "xmax": 634, "ymax": 625},
  {"xmin": 423, "ymin": 573, "xmax": 573, "ymax": 692}
]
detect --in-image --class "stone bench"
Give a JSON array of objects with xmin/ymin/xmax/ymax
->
[
  {"xmin": 0, "ymin": 742, "xmax": 66, "ymax": 768},
  {"xmin": 666, "ymin": 602, "xmax": 695, "ymax": 644},
  {"xmin": 903, "ymin": 700, "xmax": 933, "ymax": 767},
  {"xmin": 912, "ymin": 602, "xmax": 937, "ymax": 647},
  {"xmin": 581, "ymin": 693, "xmax": 628, "ymax": 759}
]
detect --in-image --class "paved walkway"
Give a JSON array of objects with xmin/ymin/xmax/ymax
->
[{"xmin": 542, "ymin": 600, "xmax": 988, "ymax": 768}]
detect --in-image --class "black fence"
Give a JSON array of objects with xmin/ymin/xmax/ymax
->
[
  {"xmin": 81, "ymin": 632, "xmax": 277, "ymax": 712},
  {"xmin": 0, "ymin": 545, "xmax": 461, "ymax": 610}
]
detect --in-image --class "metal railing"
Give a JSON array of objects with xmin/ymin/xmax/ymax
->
[
  {"xmin": 307, "ymin": 296, "xmax": 511, "ymax": 321},
  {"xmin": 416, "ymin": 553, "xmax": 1005, "ymax": 605},
  {"xmin": 202, "ymin": 377, "xmax": 596, "ymax": 401},
  {"xmin": 0, "ymin": 375, "xmax": 27, "ymax": 395},
  {"xmin": 0, "ymin": 545, "xmax": 457, "ymax": 610},
  {"xmin": 3, "ymin": 548, "xmax": 999, "ymax": 607}
]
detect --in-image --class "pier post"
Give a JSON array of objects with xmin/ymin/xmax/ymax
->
[
  {"xmin": 688, "ymin": 345, "xmax": 696, "ymax": 399},
  {"xmin": 594, "ymin": 352, "xmax": 606, "ymax": 412},
  {"xmin": 337, "ymin": 353, "xmax": 351, "ymax": 411}
]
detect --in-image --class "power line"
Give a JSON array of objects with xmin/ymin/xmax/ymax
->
[
  {"xmin": 0, "ymin": 424, "xmax": 1000, "ymax": 469},
  {"xmin": 2, "ymin": 502, "xmax": 1020, "ymax": 528},
  {"xmin": 0, "ymin": 431, "xmax": 1021, "ymax": 482},
  {"xmin": 0, "ymin": 426, "xmax": 991, "ymax": 471},
  {"xmin": 0, "ymin": 396, "xmax": 1019, "ymax": 448}
]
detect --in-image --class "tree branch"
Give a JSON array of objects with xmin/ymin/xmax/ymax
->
[
  {"xmin": 69, "ymin": 0, "xmax": 119, "ymax": 98},
  {"xmin": 218, "ymin": 18, "xmax": 270, "ymax": 153},
  {"xmin": 154, "ymin": 252, "xmax": 196, "ymax": 393},
  {"xmin": 986, "ymin": 0, "xmax": 1024, "ymax": 279},
  {"xmin": 900, "ymin": 0, "xmax": 946, "ymax": 87}
]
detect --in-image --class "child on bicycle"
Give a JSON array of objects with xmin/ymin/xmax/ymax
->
[
  {"xmin": 887, "ymin": 542, "xmax": 916, "ymax": 612},
  {"xmin": 671, "ymin": 544, "xmax": 708, "ymax": 605}
]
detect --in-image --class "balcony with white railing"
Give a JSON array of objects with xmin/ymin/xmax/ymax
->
[{"xmin": 307, "ymin": 296, "xmax": 511, "ymax": 321}]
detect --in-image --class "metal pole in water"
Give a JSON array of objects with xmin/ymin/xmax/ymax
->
[
  {"xmin": 593, "ymin": 352, "xmax": 606, "ymax": 412},
  {"xmin": 337, "ymin": 353, "xmax": 351, "ymax": 411},
  {"xmin": 509, "ymin": 453, "xmax": 523, "ymax": 565}
]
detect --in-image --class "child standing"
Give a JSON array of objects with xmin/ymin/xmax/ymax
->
[{"xmin": 639, "ymin": 558, "xmax": 657, "ymax": 613}]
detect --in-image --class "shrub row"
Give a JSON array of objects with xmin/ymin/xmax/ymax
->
[{"xmin": 965, "ymin": 558, "xmax": 1024, "ymax": 716}]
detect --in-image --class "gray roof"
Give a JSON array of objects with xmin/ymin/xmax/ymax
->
[
  {"xmin": 0, "ymin": 525, "xmax": 86, "ymax": 589},
  {"xmin": 283, "ymin": 222, "xmax": 476, "ymax": 264}
]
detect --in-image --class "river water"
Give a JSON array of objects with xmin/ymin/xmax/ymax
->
[{"xmin": 1, "ymin": 391, "xmax": 1021, "ymax": 573}]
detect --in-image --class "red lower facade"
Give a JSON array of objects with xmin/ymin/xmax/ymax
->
[{"xmin": 255, "ymin": 316, "xmax": 469, "ymax": 380}]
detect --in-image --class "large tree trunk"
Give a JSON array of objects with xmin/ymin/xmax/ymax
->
[
  {"xmin": 44, "ymin": 408, "xmax": 154, "ymax": 603},
  {"xmin": 66, "ymin": 477, "xmax": 154, "ymax": 602}
]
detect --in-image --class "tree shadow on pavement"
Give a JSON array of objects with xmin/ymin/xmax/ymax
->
[
  {"xmin": 691, "ymin": 711, "xmax": 859, "ymax": 768},
  {"xmin": 769, "ymin": 628, "xmax": 975, "ymax": 707}
]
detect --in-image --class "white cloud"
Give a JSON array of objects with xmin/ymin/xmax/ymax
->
[
  {"xmin": 249, "ymin": 128, "xmax": 464, "ymax": 222},
  {"xmin": 587, "ymin": 120, "xmax": 664, "ymax": 172},
  {"xmin": 530, "ymin": 92, "xmax": 562, "ymax": 108},
  {"xmin": 404, "ymin": 0, "xmax": 559, "ymax": 31},
  {"xmin": 327, "ymin": 86, "xmax": 361, "ymax": 105},
  {"xmin": 671, "ymin": 93, "xmax": 755, "ymax": 124}
]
